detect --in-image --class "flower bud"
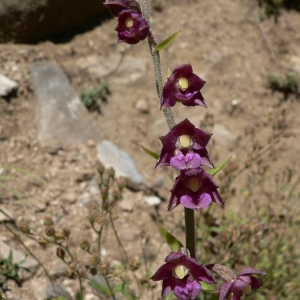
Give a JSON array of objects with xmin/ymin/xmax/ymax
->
[
  {"xmin": 62, "ymin": 227, "xmax": 71, "ymax": 238},
  {"xmin": 98, "ymin": 261, "xmax": 110, "ymax": 276},
  {"xmin": 101, "ymin": 186, "xmax": 109, "ymax": 202},
  {"xmin": 129, "ymin": 259, "xmax": 140, "ymax": 271},
  {"xmin": 54, "ymin": 230, "xmax": 65, "ymax": 240},
  {"xmin": 117, "ymin": 176, "xmax": 126, "ymax": 192},
  {"xmin": 38, "ymin": 238, "xmax": 49, "ymax": 247},
  {"xmin": 90, "ymin": 254, "xmax": 101, "ymax": 267},
  {"xmin": 68, "ymin": 268, "xmax": 76, "ymax": 279},
  {"xmin": 88, "ymin": 211, "xmax": 97, "ymax": 225},
  {"xmin": 111, "ymin": 185, "xmax": 120, "ymax": 201},
  {"xmin": 102, "ymin": 171, "xmax": 111, "ymax": 187},
  {"xmin": 43, "ymin": 216, "xmax": 54, "ymax": 226},
  {"xmin": 97, "ymin": 161, "xmax": 105, "ymax": 175},
  {"xmin": 95, "ymin": 214, "xmax": 108, "ymax": 225},
  {"xmin": 107, "ymin": 166, "xmax": 115, "ymax": 179},
  {"xmin": 57, "ymin": 247, "xmax": 65, "ymax": 260},
  {"xmin": 44, "ymin": 226, "xmax": 56, "ymax": 237},
  {"xmin": 19, "ymin": 222, "xmax": 31, "ymax": 234},
  {"xmin": 80, "ymin": 238, "xmax": 91, "ymax": 252}
]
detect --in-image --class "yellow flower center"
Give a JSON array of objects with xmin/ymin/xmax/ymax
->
[
  {"xmin": 188, "ymin": 177, "xmax": 200, "ymax": 192},
  {"xmin": 179, "ymin": 135, "xmax": 191, "ymax": 148},
  {"xmin": 174, "ymin": 265, "xmax": 187, "ymax": 279},
  {"xmin": 178, "ymin": 77, "xmax": 189, "ymax": 91},
  {"xmin": 125, "ymin": 18, "xmax": 134, "ymax": 28}
]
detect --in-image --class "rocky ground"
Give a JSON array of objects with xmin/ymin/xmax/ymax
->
[{"xmin": 1, "ymin": 0, "xmax": 300, "ymax": 299}]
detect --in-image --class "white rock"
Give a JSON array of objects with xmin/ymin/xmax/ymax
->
[
  {"xmin": 144, "ymin": 196, "xmax": 161, "ymax": 206},
  {"xmin": 0, "ymin": 74, "xmax": 18, "ymax": 97}
]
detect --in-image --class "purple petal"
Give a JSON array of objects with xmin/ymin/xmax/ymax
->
[
  {"xmin": 219, "ymin": 282, "xmax": 233, "ymax": 300},
  {"xmin": 170, "ymin": 152, "xmax": 202, "ymax": 170},
  {"xmin": 239, "ymin": 267, "xmax": 266, "ymax": 276},
  {"xmin": 151, "ymin": 264, "xmax": 173, "ymax": 281},
  {"xmin": 232, "ymin": 276, "xmax": 251, "ymax": 291},
  {"xmin": 174, "ymin": 278, "xmax": 202, "ymax": 300},
  {"xmin": 250, "ymin": 276, "xmax": 263, "ymax": 290}
]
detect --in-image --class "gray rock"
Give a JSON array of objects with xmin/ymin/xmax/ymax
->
[
  {"xmin": 97, "ymin": 140, "xmax": 144, "ymax": 187},
  {"xmin": 0, "ymin": 0, "xmax": 109, "ymax": 43},
  {"xmin": 0, "ymin": 74, "xmax": 18, "ymax": 97},
  {"xmin": 0, "ymin": 241, "xmax": 39, "ymax": 281},
  {"xmin": 31, "ymin": 61, "xmax": 102, "ymax": 147}
]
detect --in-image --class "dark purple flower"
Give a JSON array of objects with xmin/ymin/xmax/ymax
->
[
  {"xmin": 115, "ymin": 9, "xmax": 150, "ymax": 44},
  {"xmin": 151, "ymin": 251, "xmax": 216, "ymax": 300},
  {"xmin": 103, "ymin": 0, "xmax": 141, "ymax": 17},
  {"xmin": 156, "ymin": 118, "xmax": 213, "ymax": 170},
  {"xmin": 161, "ymin": 64, "xmax": 206, "ymax": 109},
  {"xmin": 210, "ymin": 265, "xmax": 266, "ymax": 300},
  {"xmin": 168, "ymin": 168, "xmax": 224, "ymax": 211}
]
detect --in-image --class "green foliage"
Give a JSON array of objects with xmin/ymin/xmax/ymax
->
[
  {"xmin": 0, "ymin": 250, "xmax": 27, "ymax": 288},
  {"xmin": 158, "ymin": 223, "xmax": 184, "ymax": 251},
  {"xmin": 207, "ymin": 156, "xmax": 232, "ymax": 177},
  {"xmin": 89, "ymin": 280, "xmax": 135, "ymax": 300},
  {"xmin": 268, "ymin": 72, "xmax": 300, "ymax": 101},
  {"xmin": 196, "ymin": 207, "xmax": 300, "ymax": 299},
  {"xmin": 155, "ymin": 30, "xmax": 182, "ymax": 52},
  {"xmin": 139, "ymin": 143, "xmax": 160, "ymax": 160},
  {"xmin": 80, "ymin": 83, "xmax": 110, "ymax": 113},
  {"xmin": 258, "ymin": 0, "xmax": 300, "ymax": 20}
]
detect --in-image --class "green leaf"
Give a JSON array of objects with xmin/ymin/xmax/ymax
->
[
  {"xmin": 114, "ymin": 283, "xmax": 135, "ymax": 300},
  {"xmin": 89, "ymin": 280, "xmax": 110, "ymax": 295},
  {"xmin": 207, "ymin": 155, "xmax": 232, "ymax": 176},
  {"xmin": 155, "ymin": 30, "xmax": 182, "ymax": 51},
  {"xmin": 200, "ymin": 281, "xmax": 215, "ymax": 292},
  {"xmin": 158, "ymin": 223, "xmax": 183, "ymax": 251},
  {"xmin": 139, "ymin": 144, "xmax": 159, "ymax": 160}
]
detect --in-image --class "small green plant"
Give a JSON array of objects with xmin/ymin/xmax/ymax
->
[
  {"xmin": 0, "ymin": 250, "xmax": 27, "ymax": 289},
  {"xmin": 258, "ymin": 0, "xmax": 300, "ymax": 21},
  {"xmin": 80, "ymin": 83, "xmax": 110, "ymax": 113},
  {"xmin": 268, "ymin": 72, "xmax": 300, "ymax": 101}
]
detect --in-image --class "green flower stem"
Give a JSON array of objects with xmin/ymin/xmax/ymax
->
[
  {"xmin": 184, "ymin": 208, "xmax": 196, "ymax": 258},
  {"xmin": 141, "ymin": 0, "xmax": 196, "ymax": 258}
]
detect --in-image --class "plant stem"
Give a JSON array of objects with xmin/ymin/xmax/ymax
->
[
  {"xmin": 1, "ymin": 222, "xmax": 55, "ymax": 289},
  {"xmin": 141, "ymin": 0, "xmax": 196, "ymax": 257},
  {"xmin": 184, "ymin": 208, "xmax": 196, "ymax": 258},
  {"xmin": 104, "ymin": 275, "xmax": 117, "ymax": 300},
  {"xmin": 141, "ymin": 0, "xmax": 175, "ymax": 130},
  {"xmin": 109, "ymin": 213, "xmax": 128, "ymax": 264}
]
